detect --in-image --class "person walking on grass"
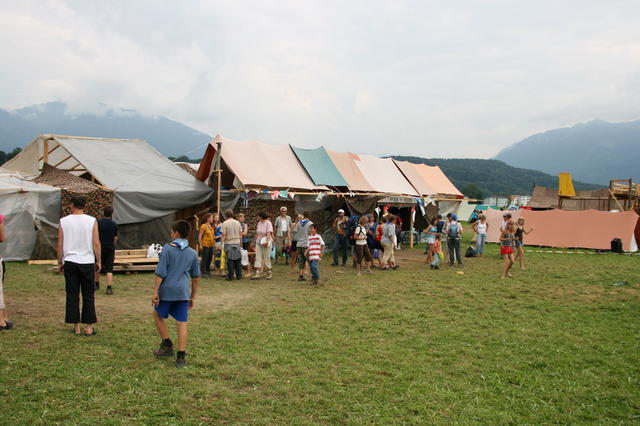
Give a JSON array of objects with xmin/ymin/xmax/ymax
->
[
  {"xmin": 472, "ymin": 215, "xmax": 489, "ymax": 257},
  {"xmin": 252, "ymin": 211, "xmax": 274, "ymax": 280},
  {"xmin": 500, "ymin": 222, "xmax": 517, "ymax": 279},
  {"xmin": 58, "ymin": 196, "xmax": 100, "ymax": 336},
  {"xmin": 220, "ymin": 209, "xmax": 243, "ymax": 281},
  {"xmin": 305, "ymin": 224, "xmax": 325, "ymax": 285},
  {"xmin": 198, "ymin": 213, "xmax": 215, "ymax": 277},
  {"xmin": 151, "ymin": 220, "xmax": 200, "ymax": 368},
  {"xmin": 366, "ymin": 214, "xmax": 383, "ymax": 269},
  {"xmin": 514, "ymin": 218, "xmax": 535, "ymax": 270},
  {"xmin": 430, "ymin": 234, "xmax": 442, "ymax": 270},
  {"xmin": 444, "ymin": 214, "xmax": 464, "ymax": 268},
  {"xmin": 353, "ymin": 216, "xmax": 373, "ymax": 276},
  {"xmin": 212, "ymin": 213, "xmax": 224, "ymax": 276},
  {"xmin": 295, "ymin": 212, "xmax": 313, "ymax": 281},
  {"xmin": 331, "ymin": 209, "xmax": 349, "ymax": 266},
  {"xmin": 274, "ymin": 206, "xmax": 292, "ymax": 265},
  {"xmin": 289, "ymin": 213, "xmax": 302, "ymax": 274},
  {"xmin": 380, "ymin": 215, "xmax": 398, "ymax": 270},
  {"xmin": 0, "ymin": 214, "xmax": 15, "ymax": 331},
  {"xmin": 424, "ymin": 217, "xmax": 438, "ymax": 265},
  {"xmin": 96, "ymin": 206, "xmax": 118, "ymax": 295}
]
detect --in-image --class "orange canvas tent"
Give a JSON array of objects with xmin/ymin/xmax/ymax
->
[{"xmin": 393, "ymin": 160, "xmax": 464, "ymax": 198}]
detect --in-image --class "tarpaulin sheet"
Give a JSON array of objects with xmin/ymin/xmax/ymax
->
[
  {"xmin": 0, "ymin": 169, "xmax": 61, "ymax": 261},
  {"xmin": 290, "ymin": 146, "xmax": 347, "ymax": 187},
  {"xmin": 4, "ymin": 135, "xmax": 213, "ymax": 225},
  {"xmin": 354, "ymin": 155, "xmax": 418, "ymax": 196},
  {"xmin": 325, "ymin": 150, "xmax": 375, "ymax": 192},
  {"xmin": 393, "ymin": 160, "xmax": 463, "ymax": 198},
  {"xmin": 485, "ymin": 208, "xmax": 639, "ymax": 251},
  {"xmin": 200, "ymin": 136, "xmax": 325, "ymax": 191}
]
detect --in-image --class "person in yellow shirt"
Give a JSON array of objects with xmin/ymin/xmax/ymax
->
[{"xmin": 198, "ymin": 213, "xmax": 215, "ymax": 277}]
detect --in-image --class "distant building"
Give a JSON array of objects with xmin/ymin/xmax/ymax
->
[
  {"xmin": 484, "ymin": 196, "xmax": 510, "ymax": 208},
  {"xmin": 509, "ymin": 194, "xmax": 531, "ymax": 207}
]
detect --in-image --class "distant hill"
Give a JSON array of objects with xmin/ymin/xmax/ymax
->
[
  {"xmin": 494, "ymin": 119, "xmax": 640, "ymax": 185},
  {"xmin": 392, "ymin": 156, "xmax": 601, "ymax": 198},
  {"xmin": 0, "ymin": 102, "xmax": 212, "ymax": 157}
]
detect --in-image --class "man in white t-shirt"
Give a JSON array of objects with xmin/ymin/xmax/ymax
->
[
  {"xmin": 273, "ymin": 206, "xmax": 292, "ymax": 265},
  {"xmin": 57, "ymin": 196, "xmax": 101, "ymax": 336}
]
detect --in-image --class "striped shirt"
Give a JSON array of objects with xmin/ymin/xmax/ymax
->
[{"xmin": 307, "ymin": 234, "xmax": 325, "ymax": 260}]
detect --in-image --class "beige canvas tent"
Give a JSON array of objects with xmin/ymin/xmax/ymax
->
[
  {"xmin": 196, "ymin": 135, "xmax": 325, "ymax": 191},
  {"xmin": 484, "ymin": 208, "xmax": 639, "ymax": 251}
]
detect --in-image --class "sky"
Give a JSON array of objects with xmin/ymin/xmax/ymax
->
[{"xmin": 1, "ymin": 0, "xmax": 639, "ymax": 158}]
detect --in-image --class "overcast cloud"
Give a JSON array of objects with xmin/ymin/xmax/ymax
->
[{"xmin": 1, "ymin": 0, "xmax": 639, "ymax": 158}]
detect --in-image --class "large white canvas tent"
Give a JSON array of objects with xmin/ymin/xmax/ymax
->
[
  {"xmin": 0, "ymin": 169, "xmax": 61, "ymax": 260},
  {"xmin": 4, "ymin": 135, "xmax": 212, "ymax": 224}
]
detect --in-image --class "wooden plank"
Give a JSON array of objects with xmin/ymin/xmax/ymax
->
[
  {"xmin": 115, "ymin": 249, "xmax": 147, "ymax": 256},
  {"xmin": 29, "ymin": 256, "xmax": 159, "ymax": 266}
]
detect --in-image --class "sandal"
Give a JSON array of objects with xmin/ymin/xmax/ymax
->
[{"xmin": 84, "ymin": 329, "xmax": 98, "ymax": 336}]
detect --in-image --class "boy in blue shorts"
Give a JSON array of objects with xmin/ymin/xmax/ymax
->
[{"xmin": 151, "ymin": 220, "xmax": 200, "ymax": 368}]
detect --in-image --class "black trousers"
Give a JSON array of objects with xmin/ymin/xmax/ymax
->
[
  {"xmin": 200, "ymin": 246, "xmax": 213, "ymax": 274},
  {"xmin": 64, "ymin": 261, "xmax": 97, "ymax": 324},
  {"xmin": 226, "ymin": 258, "xmax": 242, "ymax": 280}
]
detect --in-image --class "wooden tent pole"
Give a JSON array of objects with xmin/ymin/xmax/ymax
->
[
  {"xmin": 216, "ymin": 139, "xmax": 222, "ymax": 215},
  {"xmin": 409, "ymin": 210, "xmax": 415, "ymax": 248}
]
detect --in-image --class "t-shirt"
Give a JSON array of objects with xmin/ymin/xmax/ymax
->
[
  {"xmin": 97, "ymin": 218, "xmax": 118, "ymax": 250},
  {"xmin": 354, "ymin": 225, "xmax": 368, "ymax": 246},
  {"xmin": 501, "ymin": 233, "xmax": 515, "ymax": 247},
  {"xmin": 221, "ymin": 218, "xmax": 242, "ymax": 245},
  {"xmin": 255, "ymin": 220, "xmax": 274, "ymax": 243},
  {"xmin": 155, "ymin": 242, "xmax": 200, "ymax": 301},
  {"xmin": 436, "ymin": 220, "xmax": 445, "ymax": 233},
  {"xmin": 446, "ymin": 221, "xmax": 463, "ymax": 238},
  {"xmin": 307, "ymin": 234, "xmax": 324, "ymax": 260},
  {"xmin": 60, "ymin": 214, "xmax": 96, "ymax": 264},
  {"xmin": 476, "ymin": 222, "xmax": 487, "ymax": 235},
  {"xmin": 295, "ymin": 219, "xmax": 313, "ymax": 248},
  {"xmin": 199, "ymin": 224, "xmax": 215, "ymax": 247},
  {"xmin": 275, "ymin": 215, "xmax": 292, "ymax": 237},
  {"xmin": 214, "ymin": 225, "xmax": 222, "ymax": 242},
  {"xmin": 335, "ymin": 217, "xmax": 348, "ymax": 236},
  {"xmin": 426, "ymin": 225, "xmax": 437, "ymax": 244},
  {"xmin": 381, "ymin": 222, "xmax": 396, "ymax": 245}
]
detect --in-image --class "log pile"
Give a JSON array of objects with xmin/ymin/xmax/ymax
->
[{"xmin": 34, "ymin": 164, "xmax": 113, "ymax": 218}]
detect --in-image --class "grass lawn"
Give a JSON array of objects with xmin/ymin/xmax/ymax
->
[{"xmin": 1, "ymin": 236, "xmax": 639, "ymax": 424}]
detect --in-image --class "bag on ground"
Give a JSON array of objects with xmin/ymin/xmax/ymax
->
[{"xmin": 465, "ymin": 246, "xmax": 476, "ymax": 258}]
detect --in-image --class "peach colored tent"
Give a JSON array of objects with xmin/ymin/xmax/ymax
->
[
  {"xmin": 325, "ymin": 150, "xmax": 375, "ymax": 192},
  {"xmin": 196, "ymin": 135, "xmax": 325, "ymax": 191},
  {"xmin": 354, "ymin": 155, "xmax": 418, "ymax": 196},
  {"xmin": 485, "ymin": 208, "xmax": 639, "ymax": 252},
  {"xmin": 393, "ymin": 160, "xmax": 464, "ymax": 198}
]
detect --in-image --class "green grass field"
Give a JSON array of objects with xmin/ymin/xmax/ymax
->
[{"xmin": 1, "ymin": 238, "xmax": 639, "ymax": 424}]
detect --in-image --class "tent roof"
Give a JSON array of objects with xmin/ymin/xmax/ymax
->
[
  {"xmin": 354, "ymin": 155, "xmax": 418, "ymax": 196},
  {"xmin": 393, "ymin": 160, "xmax": 463, "ymax": 198},
  {"xmin": 33, "ymin": 164, "xmax": 103, "ymax": 194},
  {"xmin": 325, "ymin": 150, "xmax": 375, "ymax": 192},
  {"xmin": 290, "ymin": 146, "xmax": 348, "ymax": 187},
  {"xmin": 3, "ymin": 135, "xmax": 212, "ymax": 224},
  {"xmin": 0, "ymin": 168, "xmax": 60, "ymax": 195},
  {"xmin": 199, "ymin": 135, "xmax": 326, "ymax": 191},
  {"xmin": 529, "ymin": 185, "xmax": 611, "ymax": 210}
]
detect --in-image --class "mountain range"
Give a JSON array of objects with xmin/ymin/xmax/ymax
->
[
  {"xmin": 1, "ymin": 101, "xmax": 635, "ymax": 193},
  {"xmin": 0, "ymin": 102, "xmax": 211, "ymax": 157},
  {"xmin": 495, "ymin": 119, "xmax": 640, "ymax": 185}
]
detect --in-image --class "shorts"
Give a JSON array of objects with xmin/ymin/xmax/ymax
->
[
  {"xmin": 154, "ymin": 300, "xmax": 189, "ymax": 322},
  {"xmin": 100, "ymin": 248, "xmax": 115, "ymax": 274},
  {"xmin": 291, "ymin": 240, "xmax": 298, "ymax": 251},
  {"xmin": 296, "ymin": 247, "xmax": 308, "ymax": 269},
  {"xmin": 355, "ymin": 244, "xmax": 373, "ymax": 264},
  {"xmin": 515, "ymin": 240, "xmax": 523, "ymax": 248},
  {"xmin": 368, "ymin": 240, "xmax": 382, "ymax": 251},
  {"xmin": 500, "ymin": 246, "xmax": 514, "ymax": 255}
]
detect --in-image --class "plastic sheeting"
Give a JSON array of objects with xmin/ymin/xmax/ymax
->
[
  {"xmin": 484, "ymin": 208, "xmax": 639, "ymax": 252},
  {"xmin": 3, "ymin": 135, "xmax": 213, "ymax": 225},
  {"xmin": 198, "ymin": 136, "xmax": 326, "ymax": 191},
  {"xmin": 438, "ymin": 200, "xmax": 462, "ymax": 217},
  {"xmin": 0, "ymin": 170, "xmax": 61, "ymax": 261},
  {"xmin": 354, "ymin": 155, "xmax": 418, "ymax": 196},
  {"xmin": 290, "ymin": 146, "xmax": 347, "ymax": 187},
  {"xmin": 456, "ymin": 200, "xmax": 478, "ymax": 222}
]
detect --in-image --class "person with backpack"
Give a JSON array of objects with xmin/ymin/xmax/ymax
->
[
  {"xmin": 444, "ymin": 214, "xmax": 464, "ymax": 268},
  {"xmin": 331, "ymin": 209, "xmax": 349, "ymax": 266}
]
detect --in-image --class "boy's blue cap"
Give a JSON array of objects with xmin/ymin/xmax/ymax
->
[{"xmin": 451, "ymin": 214, "xmax": 457, "ymax": 220}]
